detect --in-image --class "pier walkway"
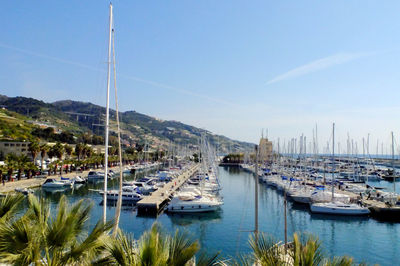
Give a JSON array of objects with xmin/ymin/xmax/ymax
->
[
  {"xmin": 137, "ymin": 164, "xmax": 200, "ymax": 215},
  {"xmin": 0, "ymin": 165, "xmax": 124, "ymax": 194},
  {"xmin": 0, "ymin": 170, "xmax": 90, "ymax": 194}
]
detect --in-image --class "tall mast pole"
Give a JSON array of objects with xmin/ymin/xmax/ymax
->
[
  {"xmin": 103, "ymin": 2, "xmax": 113, "ymax": 224},
  {"xmin": 254, "ymin": 145, "xmax": 259, "ymax": 242},
  {"xmin": 392, "ymin": 132, "xmax": 395, "ymax": 193},
  {"xmin": 112, "ymin": 24, "xmax": 124, "ymax": 236},
  {"xmin": 331, "ymin": 123, "xmax": 335, "ymax": 201}
]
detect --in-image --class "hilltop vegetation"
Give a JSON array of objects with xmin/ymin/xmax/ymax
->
[
  {"xmin": 0, "ymin": 109, "xmax": 35, "ymax": 141},
  {"xmin": 0, "ymin": 95, "xmax": 253, "ymax": 152}
]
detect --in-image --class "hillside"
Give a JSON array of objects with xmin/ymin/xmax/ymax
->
[
  {"xmin": 0, "ymin": 108, "xmax": 35, "ymax": 141},
  {"xmin": 0, "ymin": 95, "xmax": 254, "ymax": 153}
]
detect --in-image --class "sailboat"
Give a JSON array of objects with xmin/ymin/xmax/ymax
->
[
  {"xmin": 369, "ymin": 132, "xmax": 400, "ymax": 221},
  {"xmin": 100, "ymin": 2, "xmax": 113, "ymax": 223},
  {"xmin": 310, "ymin": 123, "xmax": 370, "ymax": 216},
  {"xmin": 166, "ymin": 136, "xmax": 223, "ymax": 213},
  {"xmin": 98, "ymin": 3, "xmax": 134, "ymax": 213}
]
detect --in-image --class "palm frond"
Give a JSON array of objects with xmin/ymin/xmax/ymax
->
[
  {"xmin": 228, "ymin": 254, "xmax": 254, "ymax": 266},
  {"xmin": 0, "ymin": 216, "xmax": 41, "ymax": 265},
  {"xmin": 323, "ymin": 256, "xmax": 354, "ymax": 266},
  {"xmin": 46, "ymin": 196, "xmax": 92, "ymax": 250},
  {"xmin": 62, "ymin": 220, "xmax": 113, "ymax": 265},
  {"xmin": 0, "ymin": 193, "xmax": 24, "ymax": 221},
  {"xmin": 249, "ymin": 232, "xmax": 286, "ymax": 266},
  {"xmin": 138, "ymin": 223, "xmax": 169, "ymax": 266},
  {"xmin": 196, "ymin": 251, "xmax": 222, "ymax": 266},
  {"xmin": 167, "ymin": 229, "xmax": 199, "ymax": 266},
  {"xmin": 27, "ymin": 193, "xmax": 50, "ymax": 228},
  {"xmin": 291, "ymin": 232, "xmax": 324, "ymax": 266},
  {"xmin": 94, "ymin": 229, "xmax": 138, "ymax": 266}
]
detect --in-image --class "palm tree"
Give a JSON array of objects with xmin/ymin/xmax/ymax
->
[
  {"xmin": 98, "ymin": 223, "xmax": 200, "ymax": 266},
  {"xmin": 15, "ymin": 154, "xmax": 30, "ymax": 180},
  {"xmin": 28, "ymin": 140, "xmax": 40, "ymax": 164},
  {"xmin": 25, "ymin": 161, "xmax": 37, "ymax": 178},
  {"xmin": 65, "ymin": 144, "xmax": 73, "ymax": 159},
  {"xmin": 52, "ymin": 142, "xmax": 65, "ymax": 175},
  {"xmin": 85, "ymin": 145, "xmax": 93, "ymax": 159},
  {"xmin": 242, "ymin": 232, "xmax": 360, "ymax": 266},
  {"xmin": 40, "ymin": 144, "xmax": 49, "ymax": 173},
  {"xmin": 5, "ymin": 153, "xmax": 18, "ymax": 181},
  {"xmin": 53, "ymin": 142, "xmax": 65, "ymax": 161},
  {"xmin": 0, "ymin": 165, "xmax": 5, "ymax": 185},
  {"xmin": 0, "ymin": 195, "xmax": 113, "ymax": 265},
  {"xmin": 64, "ymin": 144, "xmax": 73, "ymax": 173},
  {"xmin": 75, "ymin": 143, "xmax": 84, "ymax": 162}
]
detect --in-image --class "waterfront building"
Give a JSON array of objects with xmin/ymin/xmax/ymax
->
[
  {"xmin": 0, "ymin": 140, "xmax": 30, "ymax": 158},
  {"xmin": 259, "ymin": 137, "xmax": 272, "ymax": 163}
]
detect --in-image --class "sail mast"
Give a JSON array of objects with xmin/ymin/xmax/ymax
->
[
  {"xmin": 103, "ymin": 2, "xmax": 113, "ymax": 224},
  {"xmin": 254, "ymin": 145, "xmax": 259, "ymax": 241},
  {"xmin": 392, "ymin": 132, "xmax": 395, "ymax": 193},
  {"xmin": 331, "ymin": 123, "xmax": 335, "ymax": 201},
  {"xmin": 111, "ymin": 21, "xmax": 124, "ymax": 236}
]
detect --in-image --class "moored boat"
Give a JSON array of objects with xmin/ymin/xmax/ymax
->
[
  {"xmin": 42, "ymin": 178, "xmax": 68, "ymax": 188},
  {"xmin": 310, "ymin": 202, "xmax": 370, "ymax": 215}
]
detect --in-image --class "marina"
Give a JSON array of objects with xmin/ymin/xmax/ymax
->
[
  {"xmin": 20, "ymin": 165, "xmax": 400, "ymax": 265},
  {"xmin": 3, "ymin": 1, "xmax": 400, "ymax": 264},
  {"xmin": 137, "ymin": 164, "xmax": 200, "ymax": 215}
]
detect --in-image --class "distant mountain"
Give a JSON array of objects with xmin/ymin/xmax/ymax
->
[{"xmin": 0, "ymin": 95, "xmax": 254, "ymax": 153}]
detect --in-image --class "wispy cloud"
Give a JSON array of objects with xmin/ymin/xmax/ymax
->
[
  {"xmin": 265, "ymin": 52, "xmax": 372, "ymax": 85},
  {"xmin": 0, "ymin": 42, "xmax": 236, "ymax": 107}
]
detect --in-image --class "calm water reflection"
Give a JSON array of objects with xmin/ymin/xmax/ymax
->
[{"xmin": 23, "ymin": 167, "xmax": 400, "ymax": 265}]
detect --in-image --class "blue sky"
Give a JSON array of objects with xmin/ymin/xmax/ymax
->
[{"xmin": 2, "ymin": 1, "xmax": 400, "ymax": 152}]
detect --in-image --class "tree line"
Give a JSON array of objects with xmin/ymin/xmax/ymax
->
[{"xmin": 0, "ymin": 140, "xmax": 167, "ymax": 182}]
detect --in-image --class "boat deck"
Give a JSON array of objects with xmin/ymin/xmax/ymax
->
[{"xmin": 137, "ymin": 164, "xmax": 200, "ymax": 215}]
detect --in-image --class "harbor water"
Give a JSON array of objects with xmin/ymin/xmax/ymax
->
[{"xmin": 32, "ymin": 166, "xmax": 400, "ymax": 265}]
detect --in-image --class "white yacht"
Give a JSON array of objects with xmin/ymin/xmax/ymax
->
[
  {"xmin": 100, "ymin": 186, "xmax": 143, "ymax": 202},
  {"xmin": 87, "ymin": 171, "xmax": 105, "ymax": 181},
  {"xmin": 166, "ymin": 194, "xmax": 223, "ymax": 213},
  {"xmin": 310, "ymin": 123, "xmax": 370, "ymax": 216},
  {"xmin": 42, "ymin": 178, "xmax": 68, "ymax": 188},
  {"xmin": 310, "ymin": 202, "xmax": 370, "ymax": 215},
  {"xmin": 310, "ymin": 190, "xmax": 350, "ymax": 203}
]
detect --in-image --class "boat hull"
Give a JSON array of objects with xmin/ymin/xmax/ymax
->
[
  {"xmin": 310, "ymin": 203, "xmax": 370, "ymax": 215},
  {"xmin": 290, "ymin": 195, "xmax": 311, "ymax": 204},
  {"xmin": 167, "ymin": 205, "xmax": 221, "ymax": 213}
]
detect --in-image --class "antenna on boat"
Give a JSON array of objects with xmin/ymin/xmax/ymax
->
[{"xmin": 103, "ymin": 2, "xmax": 113, "ymax": 224}]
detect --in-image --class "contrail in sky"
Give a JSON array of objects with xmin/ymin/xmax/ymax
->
[
  {"xmin": 0, "ymin": 42, "xmax": 235, "ymax": 107},
  {"xmin": 266, "ymin": 52, "xmax": 372, "ymax": 85}
]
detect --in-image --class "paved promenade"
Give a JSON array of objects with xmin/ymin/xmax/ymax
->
[{"xmin": 0, "ymin": 169, "xmax": 96, "ymax": 193}]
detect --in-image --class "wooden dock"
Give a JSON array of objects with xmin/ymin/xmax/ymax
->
[{"xmin": 137, "ymin": 164, "xmax": 200, "ymax": 215}]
